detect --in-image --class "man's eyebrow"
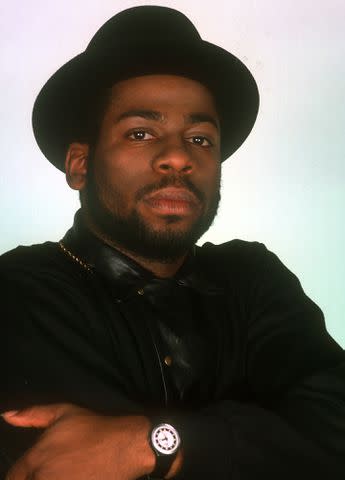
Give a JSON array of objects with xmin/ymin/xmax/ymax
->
[
  {"xmin": 187, "ymin": 113, "xmax": 220, "ymax": 130},
  {"xmin": 114, "ymin": 109, "xmax": 219, "ymax": 130},
  {"xmin": 114, "ymin": 109, "xmax": 164, "ymax": 123}
]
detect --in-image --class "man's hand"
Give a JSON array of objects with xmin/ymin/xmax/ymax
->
[{"xmin": 1, "ymin": 403, "xmax": 156, "ymax": 480}]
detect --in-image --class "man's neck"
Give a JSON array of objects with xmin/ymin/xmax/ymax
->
[{"xmin": 108, "ymin": 244, "xmax": 187, "ymax": 278}]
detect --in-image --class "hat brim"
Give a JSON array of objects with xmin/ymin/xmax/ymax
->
[{"xmin": 32, "ymin": 39, "xmax": 259, "ymax": 171}]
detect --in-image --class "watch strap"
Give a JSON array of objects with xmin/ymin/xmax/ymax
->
[{"xmin": 148, "ymin": 450, "xmax": 177, "ymax": 479}]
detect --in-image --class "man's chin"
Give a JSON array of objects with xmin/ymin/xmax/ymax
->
[
  {"xmin": 119, "ymin": 223, "xmax": 202, "ymax": 262},
  {"xmin": 98, "ymin": 215, "xmax": 208, "ymax": 262}
]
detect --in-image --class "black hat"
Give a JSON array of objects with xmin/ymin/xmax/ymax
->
[{"xmin": 32, "ymin": 6, "xmax": 259, "ymax": 171}]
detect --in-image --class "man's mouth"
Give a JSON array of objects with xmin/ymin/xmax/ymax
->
[{"xmin": 143, "ymin": 187, "xmax": 200, "ymax": 216}]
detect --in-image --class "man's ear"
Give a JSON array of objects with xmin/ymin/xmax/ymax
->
[{"xmin": 65, "ymin": 143, "xmax": 89, "ymax": 190}]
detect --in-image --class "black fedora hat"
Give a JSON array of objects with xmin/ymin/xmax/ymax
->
[{"xmin": 32, "ymin": 5, "xmax": 259, "ymax": 171}]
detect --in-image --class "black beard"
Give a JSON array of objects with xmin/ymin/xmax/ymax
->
[{"xmin": 82, "ymin": 165, "xmax": 221, "ymax": 263}]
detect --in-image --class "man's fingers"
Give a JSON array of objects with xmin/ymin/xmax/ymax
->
[
  {"xmin": 1, "ymin": 403, "xmax": 76, "ymax": 428},
  {"xmin": 5, "ymin": 456, "xmax": 32, "ymax": 480}
]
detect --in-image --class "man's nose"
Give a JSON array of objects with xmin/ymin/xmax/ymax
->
[{"xmin": 152, "ymin": 141, "xmax": 193, "ymax": 175}]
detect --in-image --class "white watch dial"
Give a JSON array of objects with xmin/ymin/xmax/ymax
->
[{"xmin": 151, "ymin": 423, "xmax": 180, "ymax": 455}]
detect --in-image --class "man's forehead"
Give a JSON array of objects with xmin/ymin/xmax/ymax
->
[
  {"xmin": 109, "ymin": 74, "xmax": 216, "ymax": 102},
  {"xmin": 104, "ymin": 74, "xmax": 220, "ymax": 123}
]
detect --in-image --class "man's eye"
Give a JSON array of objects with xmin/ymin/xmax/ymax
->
[
  {"xmin": 128, "ymin": 130, "xmax": 154, "ymax": 141},
  {"xmin": 187, "ymin": 136, "xmax": 213, "ymax": 147}
]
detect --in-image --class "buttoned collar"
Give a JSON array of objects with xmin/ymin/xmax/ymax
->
[{"xmin": 61, "ymin": 210, "xmax": 223, "ymax": 300}]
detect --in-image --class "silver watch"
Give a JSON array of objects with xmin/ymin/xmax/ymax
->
[
  {"xmin": 149, "ymin": 423, "xmax": 181, "ymax": 479},
  {"xmin": 151, "ymin": 423, "xmax": 181, "ymax": 455}
]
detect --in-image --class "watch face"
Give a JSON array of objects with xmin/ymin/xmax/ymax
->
[{"xmin": 151, "ymin": 423, "xmax": 180, "ymax": 455}]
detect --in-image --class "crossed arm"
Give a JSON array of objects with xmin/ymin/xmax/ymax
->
[
  {"xmin": 2, "ymin": 356, "xmax": 345, "ymax": 480},
  {"xmin": 2, "ymin": 243, "xmax": 345, "ymax": 479},
  {"xmin": 1, "ymin": 404, "xmax": 182, "ymax": 480}
]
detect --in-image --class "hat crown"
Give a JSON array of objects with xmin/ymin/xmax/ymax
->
[{"xmin": 87, "ymin": 6, "xmax": 201, "ymax": 53}]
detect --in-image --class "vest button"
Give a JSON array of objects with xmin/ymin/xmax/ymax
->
[
  {"xmin": 137, "ymin": 288, "xmax": 145, "ymax": 295},
  {"xmin": 164, "ymin": 356, "xmax": 172, "ymax": 366}
]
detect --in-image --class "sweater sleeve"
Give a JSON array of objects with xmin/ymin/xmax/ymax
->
[{"xmin": 172, "ymin": 243, "xmax": 345, "ymax": 480}]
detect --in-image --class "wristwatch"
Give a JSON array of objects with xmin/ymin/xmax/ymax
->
[{"xmin": 148, "ymin": 422, "xmax": 181, "ymax": 479}]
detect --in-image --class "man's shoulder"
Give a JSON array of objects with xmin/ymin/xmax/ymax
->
[
  {"xmin": 0, "ymin": 241, "xmax": 60, "ymax": 272},
  {"xmin": 200, "ymin": 238, "xmax": 264, "ymax": 251},
  {"xmin": 196, "ymin": 239, "xmax": 303, "ymax": 293},
  {"xmin": 194, "ymin": 239, "xmax": 272, "ymax": 284},
  {"xmin": 197, "ymin": 238, "xmax": 267, "ymax": 264},
  {"xmin": 0, "ymin": 240, "xmax": 92, "ymax": 307},
  {"xmin": 0, "ymin": 241, "xmax": 80, "ymax": 288}
]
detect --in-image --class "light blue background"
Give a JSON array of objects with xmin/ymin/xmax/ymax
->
[{"xmin": 1, "ymin": 0, "xmax": 344, "ymax": 346}]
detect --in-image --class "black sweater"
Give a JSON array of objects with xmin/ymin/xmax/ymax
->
[{"xmin": 1, "ymin": 213, "xmax": 344, "ymax": 479}]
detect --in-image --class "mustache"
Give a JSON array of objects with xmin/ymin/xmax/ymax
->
[{"xmin": 135, "ymin": 176, "xmax": 205, "ymax": 204}]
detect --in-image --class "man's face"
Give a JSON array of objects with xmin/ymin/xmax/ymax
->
[{"xmin": 82, "ymin": 74, "xmax": 221, "ymax": 261}]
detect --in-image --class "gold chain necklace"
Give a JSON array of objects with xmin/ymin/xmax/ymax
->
[{"xmin": 58, "ymin": 241, "xmax": 93, "ymax": 273}]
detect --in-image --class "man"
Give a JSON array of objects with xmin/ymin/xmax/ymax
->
[{"xmin": 1, "ymin": 5, "xmax": 344, "ymax": 480}]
